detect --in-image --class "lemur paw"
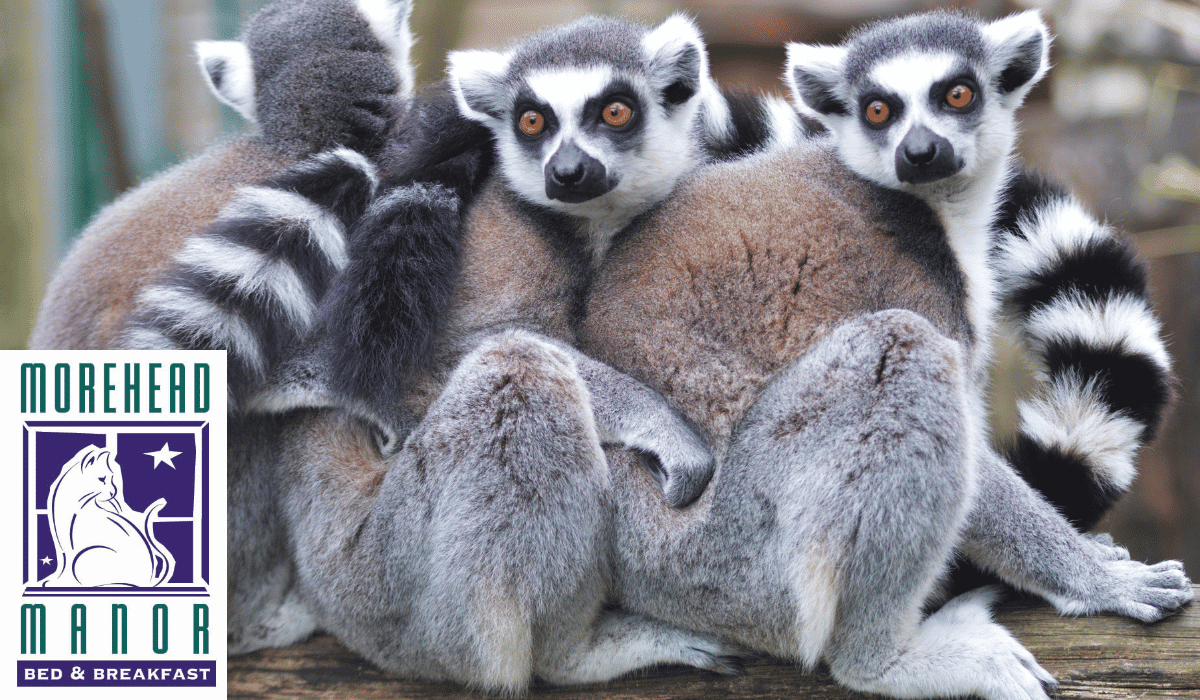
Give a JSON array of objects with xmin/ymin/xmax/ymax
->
[
  {"xmin": 1053, "ymin": 557, "xmax": 1192, "ymax": 622},
  {"xmin": 1106, "ymin": 559, "xmax": 1193, "ymax": 622},
  {"xmin": 639, "ymin": 422, "xmax": 715, "ymax": 509},
  {"xmin": 837, "ymin": 588, "xmax": 1057, "ymax": 700},
  {"xmin": 937, "ymin": 589, "xmax": 1058, "ymax": 700}
]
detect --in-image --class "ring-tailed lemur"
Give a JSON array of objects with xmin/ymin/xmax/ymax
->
[
  {"xmin": 194, "ymin": 10, "xmax": 1182, "ymax": 698},
  {"xmin": 783, "ymin": 9, "xmax": 1172, "ymax": 532},
  {"xmin": 572, "ymin": 11, "xmax": 1188, "ymax": 698},
  {"xmin": 29, "ymin": 0, "xmax": 413, "ymax": 351}
]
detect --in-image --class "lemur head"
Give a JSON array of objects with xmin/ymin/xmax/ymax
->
[
  {"xmin": 195, "ymin": 0, "xmax": 414, "ymax": 149},
  {"xmin": 786, "ymin": 11, "xmax": 1049, "ymax": 195},
  {"xmin": 448, "ymin": 14, "xmax": 725, "ymax": 229}
]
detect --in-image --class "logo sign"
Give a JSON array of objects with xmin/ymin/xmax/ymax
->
[{"xmin": 1, "ymin": 351, "xmax": 227, "ymax": 699}]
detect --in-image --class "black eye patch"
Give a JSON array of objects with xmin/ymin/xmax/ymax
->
[
  {"xmin": 855, "ymin": 81, "xmax": 904, "ymax": 134},
  {"xmin": 580, "ymin": 79, "xmax": 645, "ymax": 152},
  {"xmin": 929, "ymin": 68, "xmax": 982, "ymax": 111},
  {"xmin": 510, "ymin": 87, "xmax": 558, "ymax": 159},
  {"xmin": 929, "ymin": 70, "xmax": 985, "ymax": 129}
]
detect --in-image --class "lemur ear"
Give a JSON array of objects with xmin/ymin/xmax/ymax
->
[
  {"xmin": 447, "ymin": 49, "xmax": 512, "ymax": 124},
  {"xmin": 642, "ymin": 13, "xmax": 708, "ymax": 107},
  {"xmin": 785, "ymin": 43, "xmax": 850, "ymax": 123},
  {"xmin": 982, "ymin": 10, "xmax": 1051, "ymax": 106},
  {"xmin": 196, "ymin": 40, "xmax": 256, "ymax": 122},
  {"xmin": 353, "ymin": 0, "xmax": 416, "ymax": 98}
]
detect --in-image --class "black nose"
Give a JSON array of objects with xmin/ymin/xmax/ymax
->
[
  {"xmin": 544, "ymin": 141, "xmax": 615, "ymax": 203},
  {"xmin": 903, "ymin": 132, "xmax": 938, "ymax": 166},
  {"xmin": 895, "ymin": 125, "xmax": 962, "ymax": 184},
  {"xmin": 549, "ymin": 159, "xmax": 585, "ymax": 187}
]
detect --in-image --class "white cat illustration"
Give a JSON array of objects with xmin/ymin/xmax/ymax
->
[{"xmin": 41, "ymin": 444, "xmax": 175, "ymax": 587}]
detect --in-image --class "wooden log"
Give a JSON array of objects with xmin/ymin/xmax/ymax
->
[{"xmin": 228, "ymin": 585, "xmax": 1199, "ymax": 699}]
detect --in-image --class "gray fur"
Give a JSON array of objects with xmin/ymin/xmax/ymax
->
[
  {"xmin": 28, "ymin": 0, "xmax": 415, "ymax": 658},
  {"xmin": 843, "ymin": 12, "xmax": 988, "ymax": 85},
  {"xmin": 241, "ymin": 0, "xmax": 413, "ymax": 155},
  {"xmin": 277, "ymin": 329, "xmax": 734, "ymax": 691},
  {"xmin": 506, "ymin": 16, "xmax": 647, "ymax": 76}
]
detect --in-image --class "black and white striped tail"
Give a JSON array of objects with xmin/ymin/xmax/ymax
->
[
  {"xmin": 992, "ymin": 167, "xmax": 1174, "ymax": 531},
  {"xmin": 255, "ymin": 136, "xmax": 494, "ymax": 450},
  {"xmin": 120, "ymin": 148, "xmax": 378, "ymax": 411}
]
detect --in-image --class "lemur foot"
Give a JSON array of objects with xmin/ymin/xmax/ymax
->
[{"xmin": 836, "ymin": 588, "xmax": 1057, "ymax": 700}]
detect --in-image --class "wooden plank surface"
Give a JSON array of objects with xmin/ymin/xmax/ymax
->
[{"xmin": 228, "ymin": 586, "xmax": 1199, "ymax": 699}]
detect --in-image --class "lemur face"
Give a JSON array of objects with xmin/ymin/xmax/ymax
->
[
  {"xmin": 786, "ymin": 11, "xmax": 1049, "ymax": 195},
  {"xmin": 508, "ymin": 67, "xmax": 652, "ymax": 205},
  {"xmin": 449, "ymin": 15, "xmax": 718, "ymax": 221},
  {"xmin": 841, "ymin": 52, "xmax": 987, "ymax": 188}
]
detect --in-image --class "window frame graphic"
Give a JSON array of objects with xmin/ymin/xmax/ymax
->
[{"xmin": 22, "ymin": 420, "xmax": 212, "ymax": 597}]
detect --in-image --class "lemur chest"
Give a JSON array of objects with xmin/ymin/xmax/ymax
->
[{"xmin": 582, "ymin": 146, "xmax": 969, "ymax": 453}]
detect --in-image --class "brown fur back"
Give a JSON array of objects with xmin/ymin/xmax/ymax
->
[
  {"xmin": 402, "ymin": 181, "xmax": 580, "ymax": 423},
  {"xmin": 29, "ymin": 137, "xmax": 291, "ymax": 349},
  {"xmin": 582, "ymin": 144, "xmax": 966, "ymax": 454}
]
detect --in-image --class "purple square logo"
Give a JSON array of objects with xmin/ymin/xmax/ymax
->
[{"xmin": 23, "ymin": 422, "xmax": 211, "ymax": 595}]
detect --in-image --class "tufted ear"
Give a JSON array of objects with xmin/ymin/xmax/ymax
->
[
  {"xmin": 196, "ymin": 40, "xmax": 256, "ymax": 122},
  {"xmin": 446, "ymin": 49, "xmax": 512, "ymax": 125},
  {"xmin": 353, "ymin": 0, "xmax": 416, "ymax": 97},
  {"xmin": 785, "ymin": 42, "xmax": 850, "ymax": 125},
  {"xmin": 642, "ymin": 13, "xmax": 709, "ymax": 107},
  {"xmin": 982, "ymin": 10, "xmax": 1051, "ymax": 108}
]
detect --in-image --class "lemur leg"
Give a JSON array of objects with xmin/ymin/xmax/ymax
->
[
  {"xmin": 960, "ymin": 448, "xmax": 1192, "ymax": 622},
  {"xmin": 227, "ymin": 414, "xmax": 317, "ymax": 655},
  {"xmin": 727, "ymin": 310, "xmax": 1055, "ymax": 700},
  {"xmin": 279, "ymin": 329, "xmax": 737, "ymax": 692}
]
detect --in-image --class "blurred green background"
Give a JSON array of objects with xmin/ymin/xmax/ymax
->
[{"xmin": 1, "ymin": 0, "xmax": 1197, "ymax": 573}]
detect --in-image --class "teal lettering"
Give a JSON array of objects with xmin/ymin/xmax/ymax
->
[
  {"xmin": 124, "ymin": 363, "xmax": 140, "ymax": 413},
  {"xmin": 54, "ymin": 363, "xmax": 70, "ymax": 412},
  {"xmin": 20, "ymin": 363, "xmax": 45, "ymax": 413},
  {"xmin": 112, "ymin": 604, "xmax": 127, "ymax": 654},
  {"xmin": 148, "ymin": 363, "xmax": 162, "ymax": 413},
  {"xmin": 170, "ymin": 364, "xmax": 185, "ymax": 413},
  {"xmin": 21, "ymin": 603, "xmax": 46, "ymax": 654},
  {"xmin": 79, "ymin": 363, "xmax": 95, "ymax": 412},
  {"xmin": 193, "ymin": 604, "xmax": 209, "ymax": 654},
  {"xmin": 152, "ymin": 604, "xmax": 168, "ymax": 654},
  {"xmin": 103, "ymin": 363, "xmax": 116, "ymax": 413},
  {"xmin": 71, "ymin": 604, "xmax": 86, "ymax": 654},
  {"xmin": 194, "ymin": 363, "xmax": 209, "ymax": 413}
]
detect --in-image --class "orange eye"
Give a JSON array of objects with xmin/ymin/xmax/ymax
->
[
  {"xmin": 602, "ymin": 101, "xmax": 633, "ymax": 128},
  {"xmin": 864, "ymin": 100, "xmax": 890, "ymax": 125},
  {"xmin": 946, "ymin": 84, "xmax": 974, "ymax": 109},
  {"xmin": 518, "ymin": 110, "xmax": 544, "ymax": 136}
]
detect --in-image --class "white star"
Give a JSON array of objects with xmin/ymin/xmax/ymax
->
[
  {"xmin": 41, "ymin": 556, "xmax": 51, "ymax": 566},
  {"xmin": 145, "ymin": 442, "xmax": 182, "ymax": 469}
]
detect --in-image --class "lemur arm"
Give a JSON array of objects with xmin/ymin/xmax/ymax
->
[
  {"xmin": 988, "ymin": 165, "xmax": 1173, "ymax": 530},
  {"xmin": 959, "ymin": 447, "xmax": 1191, "ymax": 622},
  {"xmin": 547, "ymin": 340, "xmax": 714, "ymax": 508}
]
